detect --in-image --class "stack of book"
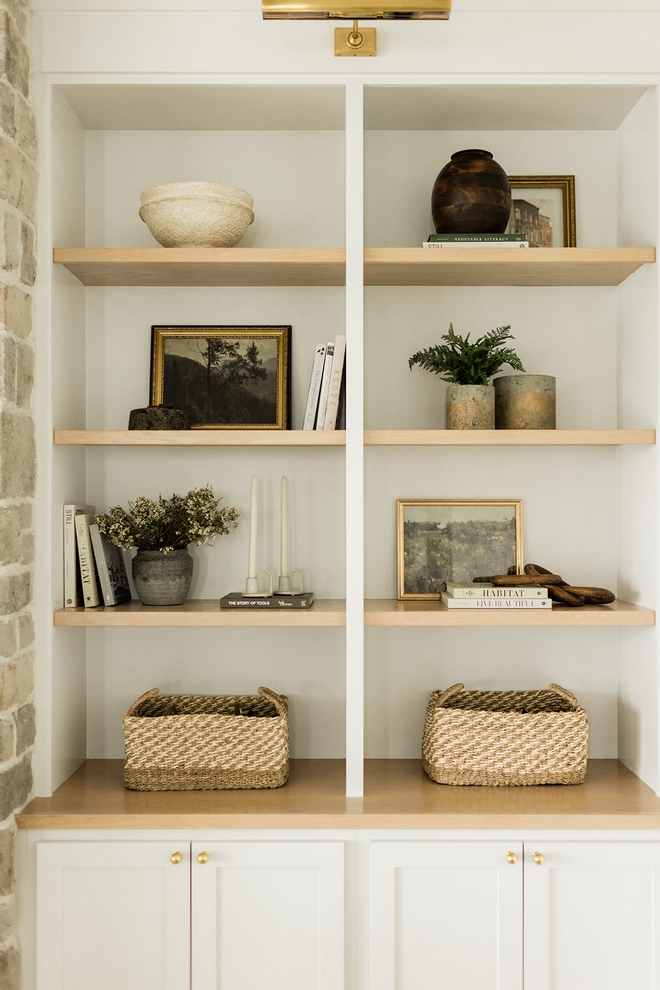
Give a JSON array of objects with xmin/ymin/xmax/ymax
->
[
  {"xmin": 422, "ymin": 234, "xmax": 529, "ymax": 249},
  {"xmin": 302, "ymin": 335, "xmax": 346, "ymax": 430},
  {"xmin": 441, "ymin": 582, "xmax": 552, "ymax": 610},
  {"xmin": 63, "ymin": 505, "xmax": 132, "ymax": 608}
]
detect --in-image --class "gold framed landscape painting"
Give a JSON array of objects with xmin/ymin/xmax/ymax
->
[
  {"xmin": 150, "ymin": 325, "xmax": 291, "ymax": 429},
  {"xmin": 397, "ymin": 499, "xmax": 524, "ymax": 600},
  {"xmin": 507, "ymin": 176, "xmax": 576, "ymax": 248}
]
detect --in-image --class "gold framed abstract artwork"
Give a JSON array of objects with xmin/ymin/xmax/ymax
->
[{"xmin": 397, "ymin": 499, "xmax": 524, "ymax": 600}]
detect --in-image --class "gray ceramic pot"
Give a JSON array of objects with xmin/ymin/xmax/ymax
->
[{"xmin": 132, "ymin": 548, "xmax": 193, "ymax": 605}]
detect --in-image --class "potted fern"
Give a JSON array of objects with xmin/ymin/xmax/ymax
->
[{"xmin": 408, "ymin": 324, "xmax": 525, "ymax": 429}]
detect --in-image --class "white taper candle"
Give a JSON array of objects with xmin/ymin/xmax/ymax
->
[
  {"xmin": 280, "ymin": 476, "xmax": 289, "ymax": 578},
  {"xmin": 248, "ymin": 475, "xmax": 257, "ymax": 579}
]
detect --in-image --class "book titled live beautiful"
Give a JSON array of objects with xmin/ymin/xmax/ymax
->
[
  {"xmin": 221, "ymin": 592, "xmax": 315, "ymax": 609},
  {"xmin": 441, "ymin": 593, "xmax": 552, "ymax": 609}
]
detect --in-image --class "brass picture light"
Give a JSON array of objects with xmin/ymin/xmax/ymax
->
[{"xmin": 262, "ymin": 0, "xmax": 451, "ymax": 56}]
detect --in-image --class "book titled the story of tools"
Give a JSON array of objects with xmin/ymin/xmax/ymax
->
[{"xmin": 220, "ymin": 592, "xmax": 315, "ymax": 609}]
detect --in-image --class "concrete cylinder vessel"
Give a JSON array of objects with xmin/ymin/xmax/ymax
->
[
  {"xmin": 446, "ymin": 384, "xmax": 495, "ymax": 429},
  {"xmin": 494, "ymin": 374, "xmax": 556, "ymax": 429}
]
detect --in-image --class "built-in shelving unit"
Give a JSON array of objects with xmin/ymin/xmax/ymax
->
[{"xmin": 38, "ymin": 79, "xmax": 660, "ymax": 808}]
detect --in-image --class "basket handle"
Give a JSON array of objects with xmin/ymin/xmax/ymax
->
[
  {"xmin": 432, "ymin": 683, "xmax": 465, "ymax": 707},
  {"xmin": 548, "ymin": 683, "xmax": 580, "ymax": 707},
  {"xmin": 258, "ymin": 686, "xmax": 288, "ymax": 715},
  {"xmin": 126, "ymin": 687, "xmax": 160, "ymax": 716}
]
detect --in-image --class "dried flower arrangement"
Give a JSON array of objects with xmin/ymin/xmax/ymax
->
[{"xmin": 96, "ymin": 484, "xmax": 239, "ymax": 553}]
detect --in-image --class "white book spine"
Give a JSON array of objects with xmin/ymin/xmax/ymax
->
[
  {"xmin": 75, "ymin": 514, "xmax": 100, "ymax": 608},
  {"xmin": 422, "ymin": 241, "xmax": 529, "ymax": 248},
  {"xmin": 63, "ymin": 504, "xmax": 93, "ymax": 607},
  {"xmin": 302, "ymin": 344, "xmax": 327, "ymax": 430},
  {"xmin": 323, "ymin": 335, "xmax": 346, "ymax": 430},
  {"xmin": 441, "ymin": 594, "xmax": 552, "ymax": 609},
  {"xmin": 315, "ymin": 342, "xmax": 335, "ymax": 430}
]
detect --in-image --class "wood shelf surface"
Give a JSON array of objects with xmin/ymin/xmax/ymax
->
[
  {"xmin": 53, "ymin": 247, "xmax": 346, "ymax": 287},
  {"xmin": 17, "ymin": 759, "xmax": 660, "ymax": 831},
  {"xmin": 364, "ymin": 599, "xmax": 655, "ymax": 627},
  {"xmin": 54, "ymin": 246, "xmax": 655, "ymax": 288},
  {"xmin": 364, "ymin": 247, "xmax": 656, "ymax": 286},
  {"xmin": 364, "ymin": 429, "xmax": 656, "ymax": 446},
  {"xmin": 54, "ymin": 599, "xmax": 346, "ymax": 627},
  {"xmin": 53, "ymin": 429, "xmax": 345, "ymax": 446},
  {"xmin": 53, "ymin": 429, "xmax": 654, "ymax": 447},
  {"xmin": 53, "ymin": 599, "xmax": 652, "ymax": 627}
]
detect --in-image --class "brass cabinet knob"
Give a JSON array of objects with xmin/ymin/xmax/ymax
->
[
  {"xmin": 506, "ymin": 851, "xmax": 519, "ymax": 865},
  {"xmin": 197, "ymin": 851, "xmax": 209, "ymax": 865},
  {"xmin": 533, "ymin": 851, "xmax": 545, "ymax": 866},
  {"xmin": 170, "ymin": 851, "xmax": 183, "ymax": 865}
]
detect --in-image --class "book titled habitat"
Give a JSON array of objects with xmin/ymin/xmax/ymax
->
[
  {"xmin": 397, "ymin": 499, "xmax": 523, "ymax": 600},
  {"xmin": 150, "ymin": 326, "xmax": 291, "ymax": 429}
]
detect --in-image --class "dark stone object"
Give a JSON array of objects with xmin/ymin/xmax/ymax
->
[
  {"xmin": 128, "ymin": 405, "xmax": 191, "ymax": 431},
  {"xmin": 431, "ymin": 149, "xmax": 512, "ymax": 234}
]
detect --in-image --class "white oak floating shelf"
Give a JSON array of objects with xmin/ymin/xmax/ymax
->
[
  {"xmin": 53, "ymin": 599, "xmax": 654, "ymax": 627},
  {"xmin": 53, "ymin": 430, "xmax": 346, "ymax": 446},
  {"xmin": 53, "ymin": 247, "xmax": 656, "ymax": 288},
  {"xmin": 53, "ymin": 429, "xmax": 655, "ymax": 447}
]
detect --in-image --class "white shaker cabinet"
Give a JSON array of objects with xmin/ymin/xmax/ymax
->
[
  {"xmin": 35, "ymin": 838, "xmax": 345, "ymax": 990},
  {"xmin": 368, "ymin": 838, "xmax": 660, "ymax": 990},
  {"xmin": 35, "ymin": 841, "xmax": 191, "ymax": 990},
  {"xmin": 368, "ymin": 840, "xmax": 524, "ymax": 990},
  {"xmin": 523, "ymin": 841, "xmax": 660, "ymax": 990},
  {"xmin": 191, "ymin": 840, "xmax": 345, "ymax": 990}
]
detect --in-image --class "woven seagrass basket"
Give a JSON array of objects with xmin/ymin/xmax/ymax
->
[
  {"xmin": 422, "ymin": 682, "xmax": 588, "ymax": 786},
  {"xmin": 123, "ymin": 686, "xmax": 289, "ymax": 791}
]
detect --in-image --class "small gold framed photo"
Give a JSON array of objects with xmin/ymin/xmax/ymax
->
[
  {"xmin": 507, "ymin": 176, "xmax": 576, "ymax": 247},
  {"xmin": 397, "ymin": 499, "xmax": 524, "ymax": 600},
  {"xmin": 150, "ymin": 325, "xmax": 291, "ymax": 430}
]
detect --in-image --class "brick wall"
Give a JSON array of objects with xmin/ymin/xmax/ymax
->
[{"xmin": 0, "ymin": 0, "xmax": 36, "ymax": 984}]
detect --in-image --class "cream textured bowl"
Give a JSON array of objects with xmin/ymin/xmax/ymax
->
[{"xmin": 139, "ymin": 181, "xmax": 255, "ymax": 248}]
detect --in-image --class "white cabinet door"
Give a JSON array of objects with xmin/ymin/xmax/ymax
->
[
  {"xmin": 369, "ymin": 841, "xmax": 523, "ymax": 990},
  {"xmin": 524, "ymin": 841, "xmax": 660, "ymax": 990},
  {"xmin": 191, "ymin": 840, "xmax": 345, "ymax": 990},
  {"xmin": 36, "ymin": 841, "xmax": 191, "ymax": 990}
]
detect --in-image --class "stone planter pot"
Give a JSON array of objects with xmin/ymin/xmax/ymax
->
[
  {"xmin": 132, "ymin": 548, "xmax": 194, "ymax": 605},
  {"xmin": 446, "ymin": 384, "xmax": 495, "ymax": 430},
  {"xmin": 494, "ymin": 374, "xmax": 556, "ymax": 430}
]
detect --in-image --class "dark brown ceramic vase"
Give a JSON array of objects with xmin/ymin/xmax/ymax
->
[{"xmin": 431, "ymin": 149, "xmax": 511, "ymax": 234}]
